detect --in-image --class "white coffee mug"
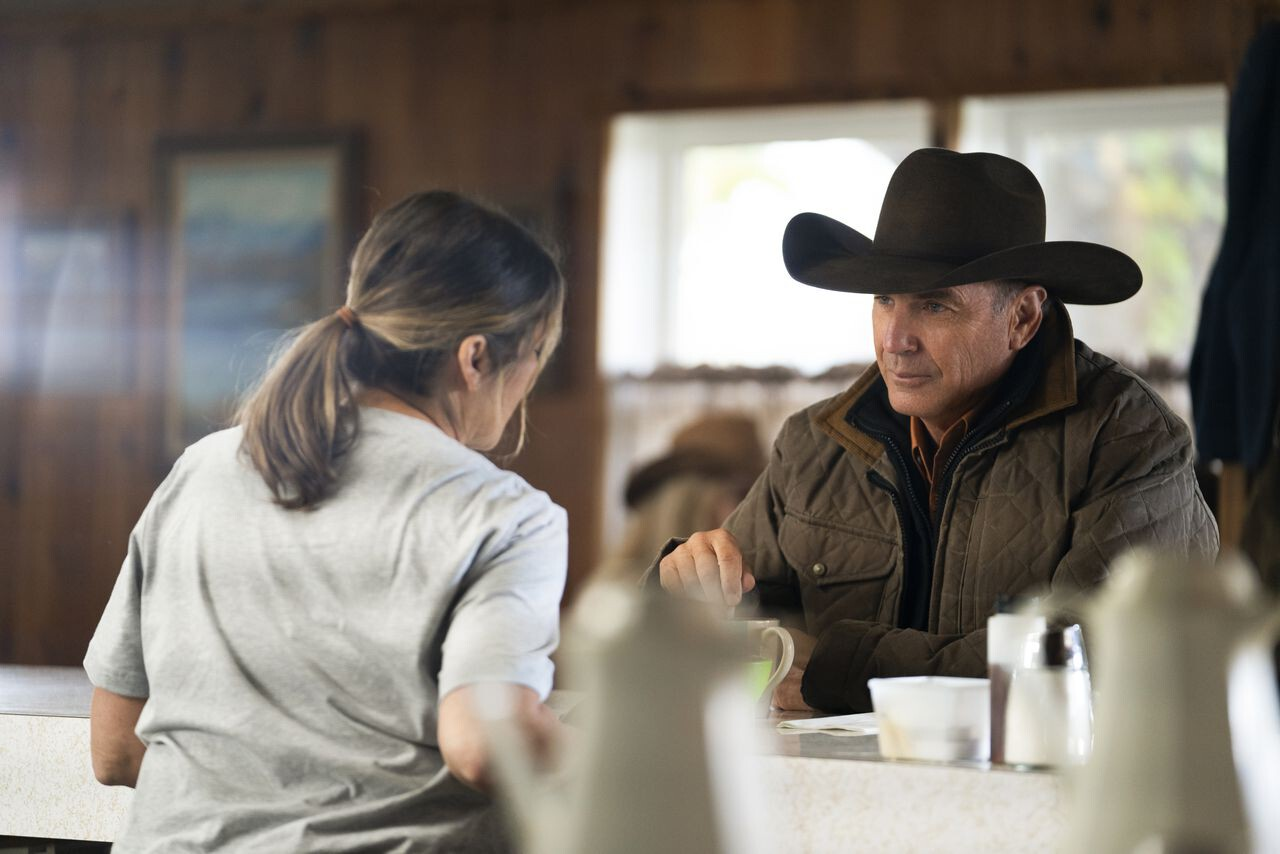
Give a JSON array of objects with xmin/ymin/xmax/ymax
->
[{"xmin": 733, "ymin": 619, "xmax": 795, "ymax": 709}]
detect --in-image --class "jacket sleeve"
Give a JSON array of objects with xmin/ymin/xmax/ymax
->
[
  {"xmin": 802, "ymin": 622, "xmax": 986, "ymax": 712},
  {"xmin": 1051, "ymin": 391, "xmax": 1220, "ymax": 591},
  {"xmin": 801, "ymin": 381, "xmax": 1221, "ymax": 714}
]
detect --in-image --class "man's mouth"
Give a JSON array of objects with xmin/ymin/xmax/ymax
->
[{"xmin": 888, "ymin": 370, "xmax": 932, "ymax": 384}]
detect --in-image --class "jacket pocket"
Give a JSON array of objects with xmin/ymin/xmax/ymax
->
[{"xmin": 778, "ymin": 511, "xmax": 900, "ymax": 629}]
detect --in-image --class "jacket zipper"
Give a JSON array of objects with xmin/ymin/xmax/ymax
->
[
  {"xmin": 859, "ymin": 408, "xmax": 1011, "ymax": 629},
  {"xmin": 867, "ymin": 469, "xmax": 909, "ymax": 621},
  {"xmin": 862, "ymin": 427, "xmax": 932, "ymax": 628},
  {"xmin": 931, "ymin": 398, "xmax": 1016, "ymax": 542},
  {"xmin": 862, "ymin": 427, "xmax": 927, "ymax": 524}
]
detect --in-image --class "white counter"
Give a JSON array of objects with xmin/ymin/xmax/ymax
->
[
  {"xmin": 0, "ymin": 666, "xmax": 1067, "ymax": 852},
  {"xmin": 0, "ymin": 666, "xmax": 132, "ymax": 842}
]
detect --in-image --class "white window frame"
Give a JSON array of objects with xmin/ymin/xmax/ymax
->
[
  {"xmin": 599, "ymin": 100, "xmax": 931, "ymax": 378},
  {"xmin": 960, "ymin": 85, "xmax": 1228, "ymax": 163}
]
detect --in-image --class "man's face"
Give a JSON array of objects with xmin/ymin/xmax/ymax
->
[{"xmin": 872, "ymin": 283, "xmax": 1028, "ymax": 432}]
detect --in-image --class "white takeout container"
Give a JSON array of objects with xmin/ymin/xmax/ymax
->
[{"xmin": 868, "ymin": 676, "xmax": 991, "ymax": 762}]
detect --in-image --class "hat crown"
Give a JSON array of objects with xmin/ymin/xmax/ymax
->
[{"xmin": 873, "ymin": 149, "xmax": 1047, "ymax": 264}]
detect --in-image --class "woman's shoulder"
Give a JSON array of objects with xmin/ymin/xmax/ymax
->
[{"xmin": 355, "ymin": 409, "xmax": 564, "ymax": 520}]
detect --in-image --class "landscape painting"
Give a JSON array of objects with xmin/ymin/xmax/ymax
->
[{"xmin": 160, "ymin": 135, "xmax": 357, "ymax": 455}]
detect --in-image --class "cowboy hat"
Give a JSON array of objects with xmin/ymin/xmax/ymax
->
[
  {"xmin": 623, "ymin": 412, "xmax": 765, "ymax": 509},
  {"xmin": 781, "ymin": 148, "xmax": 1141, "ymax": 305}
]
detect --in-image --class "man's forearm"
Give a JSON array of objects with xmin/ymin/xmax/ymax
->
[{"xmin": 801, "ymin": 621, "xmax": 987, "ymax": 712}]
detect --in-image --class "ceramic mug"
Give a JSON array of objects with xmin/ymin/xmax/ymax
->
[{"xmin": 732, "ymin": 618, "xmax": 795, "ymax": 709}]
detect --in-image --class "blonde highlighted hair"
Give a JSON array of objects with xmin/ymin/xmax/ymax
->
[{"xmin": 236, "ymin": 191, "xmax": 565, "ymax": 509}]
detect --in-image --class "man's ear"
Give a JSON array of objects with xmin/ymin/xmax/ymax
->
[
  {"xmin": 455, "ymin": 335, "xmax": 490, "ymax": 391},
  {"xmin": 1009, "ymin": 285, "xmax": 1048, "ymax": 351}
]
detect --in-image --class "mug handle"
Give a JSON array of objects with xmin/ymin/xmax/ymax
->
[{"xmin": 760, "ymin": 627, "xmax": 796, "ymax": 706}]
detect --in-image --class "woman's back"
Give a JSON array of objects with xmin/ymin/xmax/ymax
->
[{"xmin": 86, "ymin": 408, "xmax": 566, "ymax": 852}]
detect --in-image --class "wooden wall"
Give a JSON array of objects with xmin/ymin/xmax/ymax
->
[{"xmin": 0, "ymin": 0, "xmax": 1272, "ymax": 665}]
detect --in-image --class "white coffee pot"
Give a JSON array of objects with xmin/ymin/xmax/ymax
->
[
  {"xmin": 1066, "ymin": 549, "xmax": 1280, "ymax": 853},
  {"xmin": 480, "ymin": 581, "xmax": 771, "ymax": 854}
]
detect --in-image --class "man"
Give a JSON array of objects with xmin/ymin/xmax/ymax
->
[{"xmin": 651, "ymin": 148, "xmax": 1219, "ymax": 713}]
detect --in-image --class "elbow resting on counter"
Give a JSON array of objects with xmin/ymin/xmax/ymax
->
[
  {"xmin": 90, "ymin": 686, "xmax": 147, "ymax": 787},
  {"xmin": 438, "ymin": 684, "xmax": 562, "ymax": 793}
]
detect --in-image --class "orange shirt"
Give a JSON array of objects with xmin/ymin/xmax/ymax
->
[{"xmin": 909, "ymin": 403, "xmax": 987, "ymax": 514}]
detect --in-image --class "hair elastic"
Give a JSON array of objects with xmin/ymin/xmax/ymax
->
[{"xmin": 335, "ymin": 306, "xmax": 359, "ymax": 329}]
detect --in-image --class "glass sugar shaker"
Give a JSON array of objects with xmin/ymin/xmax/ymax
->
[{"xmin": 1004, "ymin": 623, "xmax": 1093, "ymax": 767}]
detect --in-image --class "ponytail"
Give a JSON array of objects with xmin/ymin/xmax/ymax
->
[
  {"xmin": 236, "ymin": 313, "xmax": 358, "ymax": 509},
  {"xmin": 234, "ymin": 190, "xmax": 565, "ymax": 511}
]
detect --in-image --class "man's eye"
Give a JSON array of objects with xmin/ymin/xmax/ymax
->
[
  {"xmin": 875, "ymin": 295, "xmax": 893, "ymax": 306},
  {"xmin": 924, "ymin": 302, "xmax": 946, "ymax": 313}
]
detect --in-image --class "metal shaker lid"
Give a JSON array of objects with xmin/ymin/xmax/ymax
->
[{"xmin": 1020, "ymin": 623, "xmax": 1088, "ymax": 670}]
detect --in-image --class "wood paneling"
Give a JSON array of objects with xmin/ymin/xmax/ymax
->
[{"xmin": 0, "ymin": 0, "xmax": 1272, "ymax": 664}]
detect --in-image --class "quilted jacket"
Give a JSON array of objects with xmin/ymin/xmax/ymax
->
[{"xmin": 725, "ymin": 305, "xmax": 1219, "ymax": 712}]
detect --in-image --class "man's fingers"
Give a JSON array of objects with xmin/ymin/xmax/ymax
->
[
  {"xmin": 658, "ymin": 530, "xmax": 752, "ymax": 607},
  {"xmin": 658, "ymin": 555, "xmax": 685, "ymax": 596},
  {"xmin": 690, "ymin": 537, "xmax": 727, "ymax": 604},
  {"xmin": 709, "ymin": 534, "xmax": 745, "ymax": 605}
]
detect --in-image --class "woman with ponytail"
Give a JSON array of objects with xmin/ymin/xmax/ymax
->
[{"xmin": 84, "ymin": 191, "xmax": 568, "ymax": 852}]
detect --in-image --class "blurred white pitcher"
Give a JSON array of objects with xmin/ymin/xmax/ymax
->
[
  {"xmin": 1066, "ymin": 549, "xmax": 1280, "ymax": 854},
  {"xmin": 481, "ymin": 583, "xmax": 773, "ymax": 854}
]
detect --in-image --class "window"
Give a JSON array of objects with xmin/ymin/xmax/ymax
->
[
  {"xmin": 601, "ymin": 102, "xmax": 931, "ymax": 376},
  {"xmin": 960, "ymin": 86, "xmax": 1227, "ymax": 371}
]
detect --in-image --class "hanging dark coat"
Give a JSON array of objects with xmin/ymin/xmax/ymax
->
[{"xmin": 1190, "ymin": 22, "xmax": 1280, "ymax": 470}]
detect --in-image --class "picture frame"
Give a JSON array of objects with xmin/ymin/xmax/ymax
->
[
  {"xmin": 157, "ymin": 131, "xmax": 363, "ymax": 457},
  {"xmin": 11, "ymin": 213, "xmax": 137, "ymax": 395}
]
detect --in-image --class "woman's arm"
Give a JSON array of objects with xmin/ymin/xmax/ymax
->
[
  {"xmin": 438, "ymin": 684, "xmax": 561, "ymax": 793},
  {"xmin": 89, "ymin": 687, "xmax": 147, "ymax": 787}
]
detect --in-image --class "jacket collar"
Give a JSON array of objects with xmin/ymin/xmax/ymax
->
[{"xmin": 815, "ymin": 303, "xmax": 1079, "ymax": 464}]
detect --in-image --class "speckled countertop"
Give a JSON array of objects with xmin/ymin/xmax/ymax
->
[
  {"xmin": 0, "ymin": 665, "xmax": 134, "ymax": 842},
  {"xmin": 1, "ymin": 666, "xmax": 1068, "ymax": 851}
]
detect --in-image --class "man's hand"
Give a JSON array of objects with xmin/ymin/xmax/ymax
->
[
  {"xmin": 771, "ymin": 629, "xmax": 817, "ymax": 712},
  {"xmin": 658, "ymin": 529, "xmax": 757, "ymax": 607}
]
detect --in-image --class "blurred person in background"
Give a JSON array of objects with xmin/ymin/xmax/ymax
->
[
  {"xmin": 597, "ymin": 412, "xmax": 765, "ymax": 583},
  {"xmin": 648, "ymin": 148, "xmax": 1219, "ymax": 713},
  {"xmin": 84, "ymin": 191, "xmax": 567, "ymax": 852}
]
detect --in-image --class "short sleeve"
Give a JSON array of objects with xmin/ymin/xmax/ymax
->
[
  {"xmin": 437, "ymin": 489, "xmax": 568, "ymax": 701},
  {"xmin": 82, "ymin": 453, "xmax": 187, "ymax": 699},
  {"xmin": 83, "ymin": 520, "xmax": 151, "ymax": 698}
]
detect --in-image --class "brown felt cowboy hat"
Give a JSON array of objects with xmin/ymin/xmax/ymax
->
[
  {"xmin": 781, "ymin": 148, "xmax": 1142, "ymax": 305},
  {"xmin": 623, "ymin": 413, "xmax": 765, "ymax": 509}
]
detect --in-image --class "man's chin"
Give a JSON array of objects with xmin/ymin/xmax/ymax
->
[{"xmin": 884, "ymin": 389, "xmax": 934, "ymax": 420}]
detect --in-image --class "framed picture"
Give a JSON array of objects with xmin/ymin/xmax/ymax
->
[
  {"xmin": 12, "ymin": 214, "xmax": 136, "ymax": 395},
  {"xmin": 157, "ymin": 131, "xmax": 362, "ymax": 455}
]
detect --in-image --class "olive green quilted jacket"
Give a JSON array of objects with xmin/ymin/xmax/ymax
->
[{"xmin": 726, "ymin": 307, "xmax": 1219, "ymax": 712}]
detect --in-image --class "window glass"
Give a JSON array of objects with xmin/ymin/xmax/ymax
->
[
  {"xmin": 601, "ymin": 103, "xmax": 931, "ymax": 375},
  {"xmin": 960, "ymin": 87, "xmax": 1227, "ymax": 368}
]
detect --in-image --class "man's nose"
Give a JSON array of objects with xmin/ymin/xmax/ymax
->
[{"xmin": 880, "ymin": 311, "xmax": 918, "ymax": 354}]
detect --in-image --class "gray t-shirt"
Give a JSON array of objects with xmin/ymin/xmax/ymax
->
[{"xmin": 84, "ymin": 408, "xmax": 567, "ymax": 853}]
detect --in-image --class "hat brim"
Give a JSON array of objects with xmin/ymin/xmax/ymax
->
[
  {"xmin": 624, "ymin": 449, "xmax": 752, "ymax": 509},
  {"xmin": 783, "ymin": 212, "xmax": 1142, "ymax": 305}
]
